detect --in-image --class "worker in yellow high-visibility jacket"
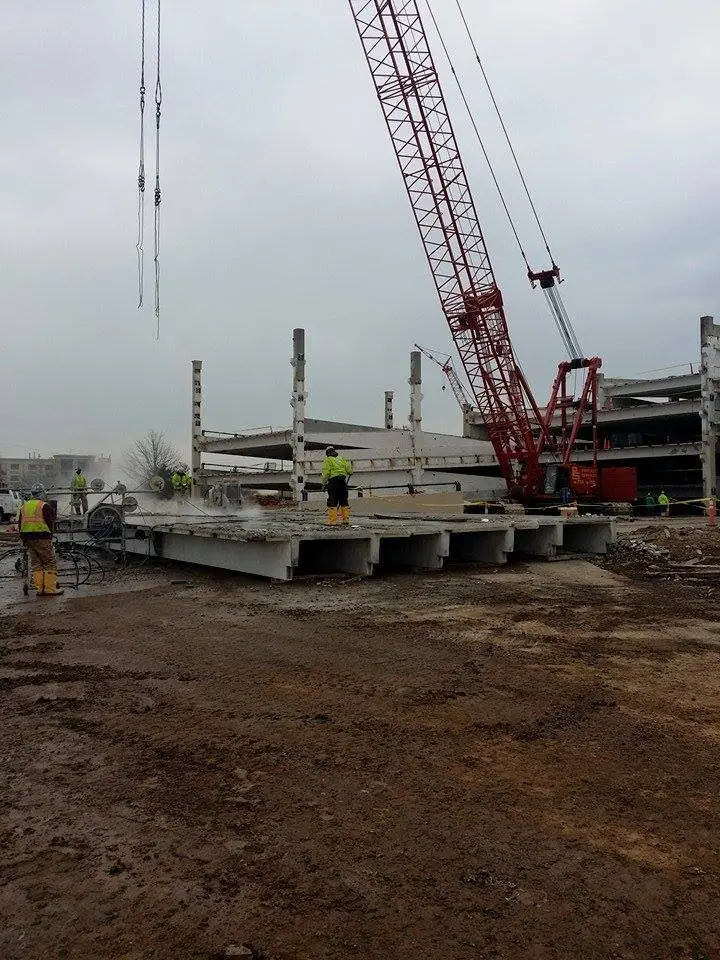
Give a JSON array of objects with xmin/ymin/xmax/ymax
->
[
  {"xmin": 321, "ymin": 447, "xmax": 353, "ymax": 526},
  {"xmin": 71, "ymin": 468, "xmax": 89, "ymax": 516},
  {"xmin": 171, "ymin": 466, "xmax": 192, "ymax": 498},
  {"xmin": 19, "ymin": 486, "xmax": 63, "ymax": 596},
  {"xmin": 658, "ymin": 491, "xmax": 670, "ymax": 518}
]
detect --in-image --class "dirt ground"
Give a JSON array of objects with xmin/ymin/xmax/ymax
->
[{"xmin": 1, "ymin": 550, "xmax": 719, "ymax": 959}]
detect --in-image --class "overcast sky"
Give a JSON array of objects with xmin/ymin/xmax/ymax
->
[{"xmin": 2, "ymin": 0, "xmax": 719, "ymax": 468}]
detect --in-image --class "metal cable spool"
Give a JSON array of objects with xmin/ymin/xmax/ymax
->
[
  {"xmin": 87, "ymin": 504, "xmax": 124, "ymax": 539},
  {"xmin": 148, "ymin": 475, "xmax": 165, "ymax": 493},
  {"xmin": 91, "ymin": 478, "xmax": 105, "ymax": 492}
]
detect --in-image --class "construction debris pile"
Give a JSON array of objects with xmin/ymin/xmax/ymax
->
[{"xmin": 599, "ymin": 521, "xmax": 720, "ymax": 580}]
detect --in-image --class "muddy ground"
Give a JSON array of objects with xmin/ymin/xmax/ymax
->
[{"xmin": 1, "ymin": 555, "xmax": 719, "ymax": 959}]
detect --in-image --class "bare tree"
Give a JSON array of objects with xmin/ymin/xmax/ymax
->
[{"xmin": 124, "ymin": 430, "xmax": 182, "ymax": 488}]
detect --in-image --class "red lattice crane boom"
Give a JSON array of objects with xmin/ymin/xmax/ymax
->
[{"xmin": 348, "ymin": 0, "xmax": 600, "ymax": 497}]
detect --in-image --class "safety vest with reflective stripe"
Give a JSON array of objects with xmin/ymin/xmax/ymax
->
[
  {"xmin": 322, "ymin": 456, "xmax": 353, "ymax": 481},
  {"xmin": 19, "ymin": 499, "xmax": 51, "ymax": 535},
  {"xmin": 71, "ymin": 473, "xmax": 87, "ymax": 491},
  {"xmin": 172, "ymin": 472, "xmax": 191, "ymax": 490}
]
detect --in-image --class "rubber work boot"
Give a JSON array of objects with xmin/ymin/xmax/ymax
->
[
  {"xmin": 340, "ymin": 506, "xmax": 350, "ymax": 526},
  {"xmin": 31, "ymin": 571, "xmax": 44, "ymax": 594},
  {"xmin": 39, "ymin": 571, "xmax": 64, "ymax": 596},
  {"xmin": 326, "ymin": 508, "xmax": 339, "ymax": 526}
]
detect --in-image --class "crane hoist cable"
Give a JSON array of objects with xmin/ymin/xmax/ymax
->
[
  {"xmin": 153, "ymin": 0, "xmax": 162, "ymax": 337},
  {"xmin": 452, "ymin": 0, "xmax": 556, "ymax": 268},
  {"xmin": 136, "ymin": 0, "xmax": 146, "ymax": 309},
  {"xmin": 422, "ymin": 0, "xmax": 532, "ymax": 275},
  {"xmin": 426, "ymin": 0, "xmax": 584, "ymax": 361}
]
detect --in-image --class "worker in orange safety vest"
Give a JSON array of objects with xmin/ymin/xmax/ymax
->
[{"xmin": 18, "ymin": 486, "xmax": 63, "ymax": 596}]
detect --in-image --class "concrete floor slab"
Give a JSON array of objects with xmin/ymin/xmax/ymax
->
[{"xmin": 118, "ymin": 512, "xmax": 615, "ymax": 581}]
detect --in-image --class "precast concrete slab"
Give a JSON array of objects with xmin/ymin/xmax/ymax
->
[{"xmin": 118, "ymin": 512, "xmax": 615, "ymax": 581}]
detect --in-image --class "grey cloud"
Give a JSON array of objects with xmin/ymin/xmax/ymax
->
[{"xmin": 1, "ymin": 0, "xmax": 718, "ymax": 464}]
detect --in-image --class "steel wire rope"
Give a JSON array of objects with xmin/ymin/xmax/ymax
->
[
  {"xmin": 452, "ymin": 0, "xmax": 556, "ymax": 267},
  {"xmin": 54, "ymin": 543, "xmax": 80, "ymax": 589},
  {"xmin": 451, "ymin": 0, "xmax": 588, "ymax": 363},
  {"xmin": 422, "ymin": 0, "xmax": 532, "ymax": 272},
  {"xmin": 136, "ymin": 0, "xmax": 147, "ymax": 308},
  {"xmin": 153, "ymin": 0, "xmax": 162, "ymax": 336}
]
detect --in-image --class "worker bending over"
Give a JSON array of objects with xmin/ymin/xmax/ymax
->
[
  {"xmin": 171, "ymin": 465, "xmax": 192, "ymax": 499},
  {"xmin": 71, "ymin": 467, "xmax": 89, "ymax": 516},
  {"xmin": 322, "ymin": 446, "xmax": 353, "ymax": 526},
  {"xmin": 19, "ymin": 485, "xmax": 63, "ymax": 596}
]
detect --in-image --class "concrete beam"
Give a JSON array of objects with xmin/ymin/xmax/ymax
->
[
  {"xmin": 123, "ymin": 529, "xmax": 295, "ymax": 580},
  {"xmin": 593, "ymin": 400, "xmax": 699, "ymax": 424},
  {"xmin": 202, "ymin": 422, "xmax": 494, "ymax": 460},
  {"xmin": 602, "ymin": 373, "xmax": 700, "ymax": 399},
  {"xmin": 199, "ymin": 467, "xmax": 503, "ymax": 495},
  {"xmin": 549, "ymin": 442, "xmax": 702, "ymax": 463}
]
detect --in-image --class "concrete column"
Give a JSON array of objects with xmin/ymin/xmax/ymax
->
[
  {"xmin": 700, "ymin": 315, "xmax": 720, "ymax": 504},
  {"xmin": 409, "ymin": 350, "xmax": 423, "ymax": 488},
  {"xmin": 595, "ymin": 371, "xmax": 608, "ymax": 410},
  {"xmin": 291, "ymin": 328, "xmax": 307, "ymax": 504},
  {"xmin": 191, "ymin": 360, "xmax": 202, "ymax": 494},
  {"xmin": 384, "ymin": 391, "xmax": 394, "ymax": 430}
]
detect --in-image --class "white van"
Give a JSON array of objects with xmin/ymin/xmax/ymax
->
[{"xmin": 0, "ymin": 488, "xmax": 22, "ymax": 522}]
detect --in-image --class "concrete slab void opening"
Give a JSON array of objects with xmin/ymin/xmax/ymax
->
[
  {"xmin": 295, "ymin": 537, "xmax": 374, "ymax": 577},
  {"xmin": 378, "ymin": 532, "xmax": 449, "ymax": 571},
  {"xmin": 447, "ymin": 528, "xmax": 513, "ymax": 565},
  {"xmin": 512, "ymin": 523, "xmax": 562, "ymax": 560}
]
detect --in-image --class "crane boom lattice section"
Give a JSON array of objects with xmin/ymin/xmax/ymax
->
[{"xmin": 349, "ymin": 0, "xmax": 541, "ymax": 489}]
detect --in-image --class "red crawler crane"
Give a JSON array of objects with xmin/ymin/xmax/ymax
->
[{"xmin": 348, "ymin": 0, "xmax": 601, "ymax": 498}]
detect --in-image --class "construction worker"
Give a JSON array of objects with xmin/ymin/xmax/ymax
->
[
  {"xmin": 171, "ymin": 465, "xmax": 192, "ymax": 499},
  {"xmin": 70, "ymin": 467, "xmax": 89, "ymax": 516},
  {"xmin": 322, "ymin": 446, "xmax": 353, "ymax": 525},
  {"xmin": 19, "ymin": 485, "xmax": 63, "ymax": 596},
  {"xmin": 644, "ymin": 491, "xmax": 656, "ymax": 517},
  {"xmin": 658, "ymin": 490, "xmax": 670, "ymax": 518}
]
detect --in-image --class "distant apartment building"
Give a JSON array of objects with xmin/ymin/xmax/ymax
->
[{"xmin": 0, "ymin": 454, "xmax": 112, "ymax": 492}]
